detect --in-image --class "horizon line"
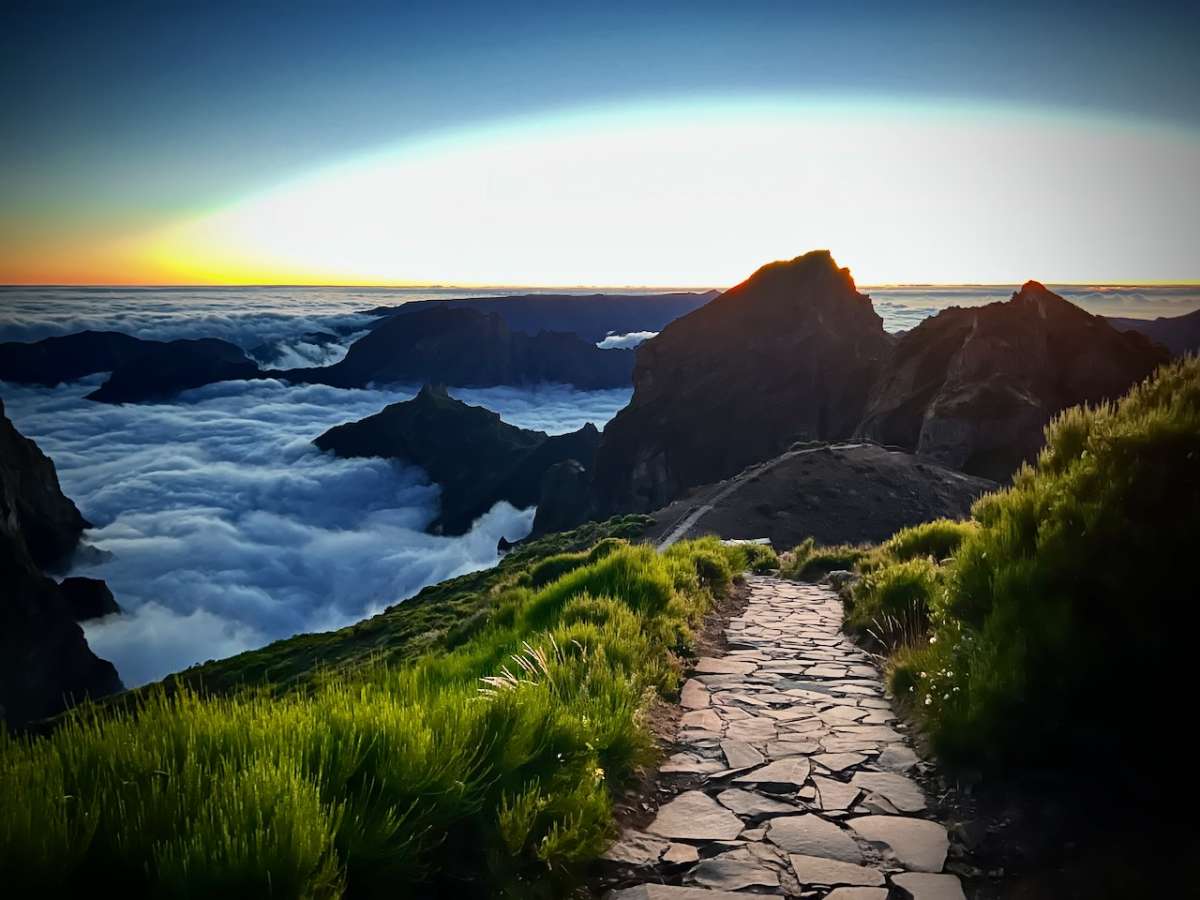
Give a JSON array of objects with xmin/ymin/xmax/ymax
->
[{"xmin": 3, "ymin": 281, "xmax": 1200, "ymax": 291}]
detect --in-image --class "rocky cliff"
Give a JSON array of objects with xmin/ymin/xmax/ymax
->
[
  {"xmin": 314, "ymin": 385, "xmax": 602, "ymax": 534},
  {"xmin": 591, "ymin": 250, "xmax": 892, "ymax": 512},
  {"xmin": 857, "ymin": 282, "xmax": 1169, "ymax": 480},
  {"xmin": 0, "ymin": 399, "xmax": 122, "ymax": 727},
  {"xmin": 281, "ymin": 306, "xmax": 635, "ymax": 390}
]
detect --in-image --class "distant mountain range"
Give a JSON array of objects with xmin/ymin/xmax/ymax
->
[
  {"xmin": 1105, "ymin": 307, "xmax": 1200, "ymax": 356},
  {"xmin": 361, "ymin": 291, "xmax": 717, "ymax": 343},
  {"xmin": 0, "ymin": 292, "xmax": 717, "ymax": 401}
]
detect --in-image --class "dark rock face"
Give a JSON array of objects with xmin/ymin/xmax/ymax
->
[
  {"xmin": 857, "ymin": 282, "xmax": 1169, "ymax": 480},
  {"xmin": 0, "ymin": 330, "xmax": 260, "ymax": 404},
  {"xmin": 314, "ymin": 385, "xmax": 602, "ymax": 534},
  {"xmin": 280, "ymin": 307, "xmax": 635, "ymax": 390},
  {"xmin": 592, "ymin": 251, "xmax": 892, "ymax": 513},
  {"xmin": 86, "ymin": 338, "xmax": 259, "ymax": 403},
  {"xmin": 531, "ymin": 459, "xmax": 594, "ymax": 537},
  {"xmin": 366, "ymin": 291, "xmax": 718, "ymax": 343},
  {"xmin": 0, "ymin": 399, "xmax": 89, "ymax": 569},
  {"xmin": 1107, "ymin": 308, "xmax": 1200, "ymax": 357},
  {"xmin": 58, "ymin": 577, "xmax": 120, "ymax": 621},
  {"xmin": 1, "ymin": 400, "xmax": 122, "ymax": 727},
  {"xmin": 0, "ymin": 330, "xmax": 149, "ymax": 386}
]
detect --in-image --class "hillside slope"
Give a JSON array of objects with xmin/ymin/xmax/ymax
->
[{"xmin": 644, "ymin": 442, "xmax": 994, "ymax": 548}]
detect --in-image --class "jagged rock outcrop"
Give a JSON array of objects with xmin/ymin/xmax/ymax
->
[
  {"xmin": 1107, "ymin": 307, "xmax": 1200, "ymax": 357},
  {"xmin": 0, "ymin": 330, "xmax": 260, "ymax": 403},
  {"xmin": 365, "ymin": 291, "xmax": 718, "ymax": 343},
  {"xmin": 58, "ymin": 577, "xmax": 121, "ymax": 621},
  {"xmin": 281, "ymin": 306, "xmax": 635, "ymax": 390},
  {"xmin": 857, "ymin": 282, "xmax": 1169, "ymax": 480},
  {"xmin": 591, "ymin": 251, "xmax": 892, "ymax": 513},
  {"xmin": 86, "ymin": 338, "xmax": 258, "ymax": 403},
  {"xmin": 0, "ymin": 399, "xmax": 89, "ymax": 568},
  {"xmin": 1, "ymin": 399, "xmax": 122, "ymax": 727},
  {"xmin": 314, "ymin": 385, "xmax": 602, "ymax": 534}
]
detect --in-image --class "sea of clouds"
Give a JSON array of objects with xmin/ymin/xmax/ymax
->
[
  {"xmin": 3, "ymin": 282, "xmax": 1197, "ymax": 686},
  {"xmin": 2, "ymin": 374, "xmax": 630, "ymax": 686}
]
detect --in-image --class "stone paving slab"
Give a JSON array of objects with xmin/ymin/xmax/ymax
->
[{"xmin": 603, "ymin": 575, "xmax": 963, "ymax": 899}]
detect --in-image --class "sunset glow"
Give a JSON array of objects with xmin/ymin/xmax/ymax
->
[{"xmin": 4, "ymin": 98, "xmax": 1199, "ymax": 286}]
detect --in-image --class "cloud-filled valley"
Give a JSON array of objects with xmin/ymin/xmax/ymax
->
[
  {"xmin": 1, "ymin": 375, "xmax": 631, "ymax": 685},
  {"xmin": 3, "ymin": 281, "xmax": 1197, "ymax": 688}
]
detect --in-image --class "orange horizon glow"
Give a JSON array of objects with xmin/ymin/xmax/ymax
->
[{"xmin": 3, "ymin": 98, "xmax": 1198, "ymax": 288}]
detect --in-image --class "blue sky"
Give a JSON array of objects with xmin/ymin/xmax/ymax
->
[{"xmin": 2, "ymin": 1, "xmax": 1197, "ymax": 284}]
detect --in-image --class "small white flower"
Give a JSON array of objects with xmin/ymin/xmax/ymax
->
[
  {"xmin": 924, "ymin": 696, "xmax": 932, "ymax": 706},
  {"xmin": 929, "ymin": 635, "xmax": 937, "ymax": 644}
]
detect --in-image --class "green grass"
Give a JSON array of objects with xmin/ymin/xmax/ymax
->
[
  {"xmin": 159, "ymin": 516, "xmax": 654, "ymax": 697},
  {"xmin": 871, "ymin": 357, "xmax": 1200, "ymax": 771},
  {"xmin": 0, "ymin": 530, "xmax": 751, "ymax": 897}
]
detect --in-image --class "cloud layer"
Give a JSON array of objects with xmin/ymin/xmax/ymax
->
[
  {"xmin": 2, "ymin": 376, "xmax": 630, "ymax": 685},
  {"xmin": 597, "ymin": 331, "xmax": 658, "ymax": 349}
]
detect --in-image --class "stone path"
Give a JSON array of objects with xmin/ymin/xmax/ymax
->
[{"xmin": 602, "ymin": 576, "xmax": 966, "ymax": 900}]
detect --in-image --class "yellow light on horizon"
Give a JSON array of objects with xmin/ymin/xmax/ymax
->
[{"xmin": 8, "ymin": 97, "xmax": 1200, "ymax": 286}]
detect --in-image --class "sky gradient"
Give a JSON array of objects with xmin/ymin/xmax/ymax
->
[{"xmin": 2, "ymin": 1, "xmax": 1198, "ymax": 285}]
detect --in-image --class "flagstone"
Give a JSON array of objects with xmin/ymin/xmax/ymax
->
[
  {"xmin": 848, "ymin": 816, "xmax": 948, "ymax": 872},
  {"xmin": 765, "ymin": 814, "xmax": 864, "ymax": 863},
  {"xmin": 646, "ymin": 791, "xmax": 745, "ymax": 841}
]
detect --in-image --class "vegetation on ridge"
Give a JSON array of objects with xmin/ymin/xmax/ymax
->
[
  {"xmin": 0, "ymin": 530, "xmax": 758, "ymax": 897},
  {"xmin": 786, "ymin": 357, "xmax": 1200, "ymax": 773}
]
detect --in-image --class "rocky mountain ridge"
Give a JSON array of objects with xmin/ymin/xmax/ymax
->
[
  {"xmin": 0, "ymin": 399, "xmax": 122, "ymax": 727},
  {"xmin": 857, "ymin": 280, "xmax": 1168, "ymax": 479},
  {"xmin": 313, "ymin": 385, "xmax": 602, "ymax": 534},
  {"xmin": 577, "ymin": 253, "xmax": 1171, "ymax": 527},
  {"xmin": 592, "ymin": 251, "xmax": 893, "ymax": 514}
]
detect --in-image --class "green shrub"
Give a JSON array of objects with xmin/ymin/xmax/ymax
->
[
  {"xmin": 780, "ymin": 537, "xmax": 870, "ymax": 581},
  {"xmin": 0, "ymin": 537, "xmax": 742, "ymax": 897},
  {"xmin": 736, "ymin": 542, "xmax": 780, "ymax": 573},
  {"xmin": 845, "ymin": 557, "xmax": 940, "ymax": 647},
  {"xmin": 882, "ymin": 519, "xmax": 976, "ymax": 563},
  {"xmin": 888, "ymin": 357, "xmax": 1200, "ymax": 770}
]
